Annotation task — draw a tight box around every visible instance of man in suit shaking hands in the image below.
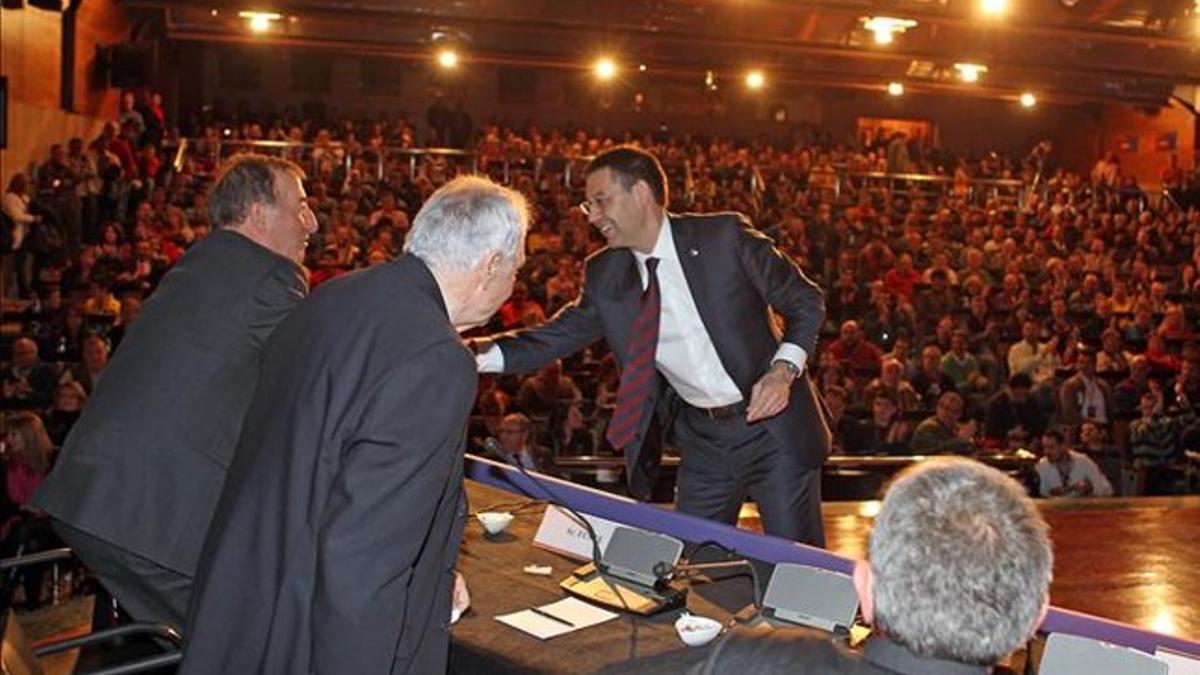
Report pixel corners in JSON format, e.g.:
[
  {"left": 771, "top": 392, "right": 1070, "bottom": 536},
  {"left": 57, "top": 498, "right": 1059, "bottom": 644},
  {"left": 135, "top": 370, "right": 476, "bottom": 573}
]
[
  {"left": 34, "top": 154, "right": 316, "bottom": 629},
  {"left": 478, "top": 146, "right": 830, "bottom": 545}
]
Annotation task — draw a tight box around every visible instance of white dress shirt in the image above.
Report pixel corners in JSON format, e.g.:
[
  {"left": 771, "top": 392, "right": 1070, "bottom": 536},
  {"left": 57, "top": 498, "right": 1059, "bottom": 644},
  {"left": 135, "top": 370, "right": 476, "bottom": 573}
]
[
  {"left": 1036, "top": 450, "right": 1114, "bottom": 497},
  {"left": 479, "top": 215, "right": 807, "bottom": 408}
]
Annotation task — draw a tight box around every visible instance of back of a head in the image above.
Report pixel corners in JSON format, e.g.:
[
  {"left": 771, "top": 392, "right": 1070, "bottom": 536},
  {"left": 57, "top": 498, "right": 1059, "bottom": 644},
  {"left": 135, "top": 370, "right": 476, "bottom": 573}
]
[
  {"left": 870, "top": 457, "right": 1052, "bottom": 665},
  {"left": 585, "top": 146, "right": 668, "bottom": 207},
  {"left": 208, "top": 153, "right": 304, "bottom": 230},
  {"left": 404, "top": 175, "right": 528, "bottom": 273}
]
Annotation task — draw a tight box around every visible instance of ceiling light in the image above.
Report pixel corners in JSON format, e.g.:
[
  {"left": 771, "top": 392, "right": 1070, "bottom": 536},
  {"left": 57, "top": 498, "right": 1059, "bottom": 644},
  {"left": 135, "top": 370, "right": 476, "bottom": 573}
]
[
  {"left": 1020, "top": 92, "right": 1037, "bottom": 107},
  {"left": 745, "top": 70, "right": 765, "bottom": 90},
  {"left": 887, "top": 81, "right": 905, "bottom": 96},
  {"left": 238, "top": 10, "right": 281, "bottom": 33},
  {"left": 980, "top": 0, "right": 1008, "bottom": 15},
  {"left": 954, "top": 62, "right": 988, "bottom": 83},
  {"left": 594, "top": 57, "right": 617, "bottom": 80},
  {"left": 437, "top": 49, "right": 459, "bottom": 69},
  {"left": 862, "top": 16, "right": 918, "bottom": 45},
  {"left": 638, "top": 63, "right": 647, "bottom": 72}
]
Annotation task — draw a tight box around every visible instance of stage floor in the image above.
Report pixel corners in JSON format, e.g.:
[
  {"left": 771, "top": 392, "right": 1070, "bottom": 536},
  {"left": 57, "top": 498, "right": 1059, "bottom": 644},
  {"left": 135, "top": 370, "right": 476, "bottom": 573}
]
[{"left": 736, "top": 496, "right": 1200, "bottom": 641}]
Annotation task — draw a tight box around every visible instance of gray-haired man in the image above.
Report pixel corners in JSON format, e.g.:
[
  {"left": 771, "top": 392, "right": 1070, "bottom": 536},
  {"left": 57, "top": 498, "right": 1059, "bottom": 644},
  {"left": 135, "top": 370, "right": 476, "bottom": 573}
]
[
  {"left": 35, "top": 154, "right": 315, "bottom": 630},
  {"left": 181, "top": 175, "right": 528, "bottom": 675},
  {"left": 691, "top": 457, "right": 1053, "bottom": 674}
]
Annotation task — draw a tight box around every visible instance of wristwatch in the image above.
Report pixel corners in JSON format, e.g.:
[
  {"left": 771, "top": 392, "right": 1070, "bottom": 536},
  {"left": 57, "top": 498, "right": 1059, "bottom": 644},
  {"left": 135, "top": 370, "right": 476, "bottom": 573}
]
[{"left": 773, "top": 359, "right": 801, "bottom": 380}]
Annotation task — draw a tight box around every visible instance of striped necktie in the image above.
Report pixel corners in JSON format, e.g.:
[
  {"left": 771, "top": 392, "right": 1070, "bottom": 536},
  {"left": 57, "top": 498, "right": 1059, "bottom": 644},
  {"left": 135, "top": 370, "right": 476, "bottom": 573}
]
[{"left": 606, "top": 257, "right": 661, "bottom": 450}]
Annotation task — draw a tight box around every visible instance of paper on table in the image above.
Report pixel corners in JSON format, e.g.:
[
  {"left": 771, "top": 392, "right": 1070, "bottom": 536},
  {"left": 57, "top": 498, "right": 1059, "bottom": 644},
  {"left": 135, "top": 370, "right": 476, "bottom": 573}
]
[{"left": 495, "top": 597, "right": 618, "bottom": 640}]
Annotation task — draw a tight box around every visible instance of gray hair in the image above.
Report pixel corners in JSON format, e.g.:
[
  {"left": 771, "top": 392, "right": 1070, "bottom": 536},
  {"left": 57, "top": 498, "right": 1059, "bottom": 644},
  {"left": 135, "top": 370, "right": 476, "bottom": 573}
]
[
  {"left": 208, "top": 154, "right": 305, "bottom": 229},
  {"left": 404, "top": 176, "right": 529, "bottom": 273},
  {"left": 870, "top": 458, "right": 1052, "bottom": 665}
]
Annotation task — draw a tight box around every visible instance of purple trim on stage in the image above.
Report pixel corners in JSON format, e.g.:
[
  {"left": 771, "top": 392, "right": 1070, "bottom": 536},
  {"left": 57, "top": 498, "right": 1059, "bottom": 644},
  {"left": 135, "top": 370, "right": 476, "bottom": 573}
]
[{"left": 466, "top": 455, "right": 1200, "bottom": 657}]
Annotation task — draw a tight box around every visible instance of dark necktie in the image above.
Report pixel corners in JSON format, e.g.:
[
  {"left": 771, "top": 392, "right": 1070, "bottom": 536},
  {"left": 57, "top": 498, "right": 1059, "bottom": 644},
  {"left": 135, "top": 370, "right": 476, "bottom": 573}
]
[{"left": 606, "top": 257, "right": 661, "bottom": 450}]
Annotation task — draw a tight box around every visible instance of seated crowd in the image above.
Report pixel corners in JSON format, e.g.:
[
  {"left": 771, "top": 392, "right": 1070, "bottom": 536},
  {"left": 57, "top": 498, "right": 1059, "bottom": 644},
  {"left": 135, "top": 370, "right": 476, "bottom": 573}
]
[{"left": 2, "top": 96, "right": 1199, "bottom": 585}]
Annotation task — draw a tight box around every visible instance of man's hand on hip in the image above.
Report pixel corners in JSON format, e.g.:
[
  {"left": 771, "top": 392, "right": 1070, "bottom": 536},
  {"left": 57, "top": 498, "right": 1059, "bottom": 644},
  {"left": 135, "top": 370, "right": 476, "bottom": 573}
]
[{"left": 746, "top": 361, "right": 796, "bottom": 423}]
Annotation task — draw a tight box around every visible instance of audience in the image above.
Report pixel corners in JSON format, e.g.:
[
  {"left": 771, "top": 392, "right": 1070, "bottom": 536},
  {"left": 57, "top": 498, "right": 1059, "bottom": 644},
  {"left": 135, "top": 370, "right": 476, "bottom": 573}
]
[{"left": 3, "top": 101, "right": 1199, "bottom": 542}]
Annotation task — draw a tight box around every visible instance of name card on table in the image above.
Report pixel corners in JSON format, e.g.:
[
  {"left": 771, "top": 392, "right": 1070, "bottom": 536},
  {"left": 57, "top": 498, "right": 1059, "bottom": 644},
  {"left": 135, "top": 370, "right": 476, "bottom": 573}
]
[
  {"left": 532, "top": 505, "right": 620, "bottom": 561},
  {"left": 1157, "top": 648, "right": 1200, "bottom": 675}
]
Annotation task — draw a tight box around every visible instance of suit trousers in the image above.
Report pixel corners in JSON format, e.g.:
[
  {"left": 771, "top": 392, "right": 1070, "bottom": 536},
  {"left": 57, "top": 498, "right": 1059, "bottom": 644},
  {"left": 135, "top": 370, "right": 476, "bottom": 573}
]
[
  {"left": 52, "top": 520, "right": 192, "bottom": 631},
  {"left": 672, "top": 405, "right": 825, "bottom": 547}
]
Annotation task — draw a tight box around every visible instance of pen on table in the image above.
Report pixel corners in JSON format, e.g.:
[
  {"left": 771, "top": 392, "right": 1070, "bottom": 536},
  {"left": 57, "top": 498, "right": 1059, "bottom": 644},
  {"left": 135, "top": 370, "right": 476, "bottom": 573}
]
[{"left": 530, "top": 607, "right": 575, "bottom": 628}]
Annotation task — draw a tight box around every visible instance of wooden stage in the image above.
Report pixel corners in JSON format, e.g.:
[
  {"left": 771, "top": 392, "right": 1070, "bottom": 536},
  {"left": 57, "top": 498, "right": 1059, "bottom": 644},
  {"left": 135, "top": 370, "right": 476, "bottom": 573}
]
[{"left": 738, "top": 496, "right": 1200, "bottom": 642}]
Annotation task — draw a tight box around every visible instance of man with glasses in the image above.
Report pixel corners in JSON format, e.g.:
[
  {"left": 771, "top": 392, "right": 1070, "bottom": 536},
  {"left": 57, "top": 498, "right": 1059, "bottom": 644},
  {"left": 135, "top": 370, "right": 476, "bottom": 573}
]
[{"left": 477, "top": 146, "right": 829, "bottom": 546}]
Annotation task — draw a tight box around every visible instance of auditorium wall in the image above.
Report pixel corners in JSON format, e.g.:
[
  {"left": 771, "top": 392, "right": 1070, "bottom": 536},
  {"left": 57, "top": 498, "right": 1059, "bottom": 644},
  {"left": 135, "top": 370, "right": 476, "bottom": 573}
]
[
  {"left": 0, "top": 1, "right": 134, "bottom": 188},
  {"left": 179, "top": 43, "right": 1124, "bottom": 173},
  {"left": 175, "top": 42, "right": 825, "bottom": 143},
  {"left": 160, "top": 42, "right": 1195, "bottom": 189},
  {"left": 1095, "top": 102, "right": 1195, "bottom": 186}
]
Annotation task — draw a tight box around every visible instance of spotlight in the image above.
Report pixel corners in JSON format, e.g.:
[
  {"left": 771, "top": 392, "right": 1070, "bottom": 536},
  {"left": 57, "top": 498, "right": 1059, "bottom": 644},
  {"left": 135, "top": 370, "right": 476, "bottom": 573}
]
[
  {"left": 437, "top": 49, "right": 459, "bottom": 69},
  {"left": 745, "top": 70, "right": 765, "bottom": 90},
  {"left": 594, "top": 57, "right": 617, "bottom": 80},
  {"left": 980, "top": 0, "right": 1007, "bottom": 15},
  {"left": 1020, "top": 92, "right": 1037, "bottom": 107},
  {"left": 238, "top": 10, "right": 282, "bottom": 33},
  {"left": 887, "top": 81, "right": 905, "bottom": 96},
  {"left": 862, "top": 16, "right": 918, "bottom": 45},
  {"left": 954, "top": 62, "right": 987, "bottom": 83},
  {"left": 638, "top": 63, "right": 648, "bottom": 72}
]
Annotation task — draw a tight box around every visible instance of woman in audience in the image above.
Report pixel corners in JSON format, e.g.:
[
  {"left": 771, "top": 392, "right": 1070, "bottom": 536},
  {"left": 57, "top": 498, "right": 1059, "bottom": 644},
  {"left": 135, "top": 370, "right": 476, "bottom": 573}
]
[
  {"left": 44, "top": 381, "right": 88, "bottom": 447},
  {"left": 0, "top": 411, "right": 58, "bottom": 609}
]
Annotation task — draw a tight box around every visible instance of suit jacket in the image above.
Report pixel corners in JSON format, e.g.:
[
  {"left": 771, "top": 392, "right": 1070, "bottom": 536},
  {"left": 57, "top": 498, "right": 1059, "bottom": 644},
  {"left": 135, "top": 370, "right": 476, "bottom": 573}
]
[
  {"left": 33, "top": 229, "right": 306, "bottom": 575},
  {"left": 180, "top": 255, "right": 475, "bottom": 675},
  {"left": 495, "top": 212, "right": 830, "bottom": 498}
]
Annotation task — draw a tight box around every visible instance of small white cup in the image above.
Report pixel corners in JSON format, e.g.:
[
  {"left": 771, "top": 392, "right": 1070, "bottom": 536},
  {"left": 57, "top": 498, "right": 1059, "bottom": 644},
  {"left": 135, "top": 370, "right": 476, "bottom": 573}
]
[
  {"left": 476, "top": 511, "right": 514, "bottom": 535},
  {"left": 674, "top": 613, "right": 722, "bottom": 647}
]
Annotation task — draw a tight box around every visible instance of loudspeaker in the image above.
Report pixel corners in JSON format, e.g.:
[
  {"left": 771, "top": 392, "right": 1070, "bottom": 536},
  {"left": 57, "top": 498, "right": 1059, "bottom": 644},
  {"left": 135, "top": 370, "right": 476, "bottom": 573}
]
[
  {"left": 762, "top": 563, "right": 859, "bottom": 633},
  {"left": 601, "top": 526, "right": 683, "bottom": 588},
  {"left": 1038, "top": 633, "right": 1168, "bottom": 675},
  {"left": 100, "top": 42, "right": 156, "bottom": 89}
]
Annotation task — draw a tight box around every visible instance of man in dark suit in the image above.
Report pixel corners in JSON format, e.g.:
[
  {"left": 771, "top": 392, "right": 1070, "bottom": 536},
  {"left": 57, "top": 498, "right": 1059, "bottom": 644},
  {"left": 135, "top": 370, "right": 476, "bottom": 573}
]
[
  {"left": 33, "top": 154, "right": 316, "bottom": 629},
  {"left": 180, "top": 176, "right": 529, "bottom": 674},
  {"left": 478, "top": 146, "right": 829, "bottom": 545}
]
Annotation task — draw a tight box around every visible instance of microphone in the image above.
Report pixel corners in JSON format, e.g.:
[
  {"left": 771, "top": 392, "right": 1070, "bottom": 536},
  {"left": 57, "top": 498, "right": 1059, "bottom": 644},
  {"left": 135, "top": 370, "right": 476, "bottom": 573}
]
[{"left": 653, "top": 558, "right": 761, "bottom": 605}]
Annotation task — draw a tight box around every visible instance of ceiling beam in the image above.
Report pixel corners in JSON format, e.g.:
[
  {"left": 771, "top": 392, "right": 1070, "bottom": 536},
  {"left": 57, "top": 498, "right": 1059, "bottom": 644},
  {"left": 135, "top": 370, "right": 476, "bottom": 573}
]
[
  {"left": 165, "top": 28, "right": 1167, "bottom": 106},
  {"left": 153, "top": 3, "right": 1200, "bottom": 85}
]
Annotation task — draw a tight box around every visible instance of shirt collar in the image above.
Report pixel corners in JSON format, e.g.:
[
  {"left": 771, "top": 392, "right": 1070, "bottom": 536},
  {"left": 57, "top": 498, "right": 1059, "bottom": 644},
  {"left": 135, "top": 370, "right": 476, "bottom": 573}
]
[{"left": 632, "top": 213, "right": 675, "bottom": 267}]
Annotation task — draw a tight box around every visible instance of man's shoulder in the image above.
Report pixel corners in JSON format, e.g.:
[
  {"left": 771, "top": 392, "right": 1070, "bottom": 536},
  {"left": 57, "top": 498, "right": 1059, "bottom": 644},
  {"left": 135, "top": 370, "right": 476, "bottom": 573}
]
[{"left": 698, "top": 628, "right": 875, "bottom": 674}]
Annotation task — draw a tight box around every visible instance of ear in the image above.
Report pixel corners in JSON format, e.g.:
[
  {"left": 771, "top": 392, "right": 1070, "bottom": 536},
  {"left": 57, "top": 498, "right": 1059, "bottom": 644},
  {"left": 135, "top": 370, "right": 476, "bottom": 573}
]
[
  {"left": 1031, "top": 599, "right": 1050, "bottom": 637},
  {"left": 852, "top": 560, "right": 875, "bottom": 625},
  {"left": 481, "top": 250, "right": 505, "bottom": 283},
  {"left": 632, "top": 179, "right": 654, "bottom": 207},
  {"left": 247, "top": 201, "right": 267, "bottom": 234}
]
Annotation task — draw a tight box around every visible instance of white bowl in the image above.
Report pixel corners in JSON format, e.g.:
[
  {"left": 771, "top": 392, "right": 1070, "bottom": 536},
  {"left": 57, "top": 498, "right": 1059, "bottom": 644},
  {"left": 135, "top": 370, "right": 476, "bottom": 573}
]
[
  {"left": 476, "top": 511, "right": 514, "bottom": 535},
  {"left": 674, "top": 613, "right": 723, "bottom": 647}
]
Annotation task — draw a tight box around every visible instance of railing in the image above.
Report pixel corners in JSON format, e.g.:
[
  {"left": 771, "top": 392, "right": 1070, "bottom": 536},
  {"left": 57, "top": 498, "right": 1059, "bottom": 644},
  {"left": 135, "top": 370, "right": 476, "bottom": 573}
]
[{"left": 171, "top": 138, "right": 1043, "bottom": 209}]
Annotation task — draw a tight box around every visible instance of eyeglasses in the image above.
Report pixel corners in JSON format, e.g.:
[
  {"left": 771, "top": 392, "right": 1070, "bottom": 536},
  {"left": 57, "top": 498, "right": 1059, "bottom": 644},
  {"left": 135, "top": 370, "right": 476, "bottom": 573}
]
[{"left": 578, "top": 195, "right": 612, "bottom": 217}]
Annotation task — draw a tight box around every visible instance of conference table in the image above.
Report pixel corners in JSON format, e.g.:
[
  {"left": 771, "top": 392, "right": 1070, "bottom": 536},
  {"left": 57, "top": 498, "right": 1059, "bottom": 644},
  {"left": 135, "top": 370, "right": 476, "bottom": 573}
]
[
  {"left": 450, "top": 479, "right": 748, "bottom": 673},
  {"left": 450, "top": 456, "right": 1200, "bottom": 673}
]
